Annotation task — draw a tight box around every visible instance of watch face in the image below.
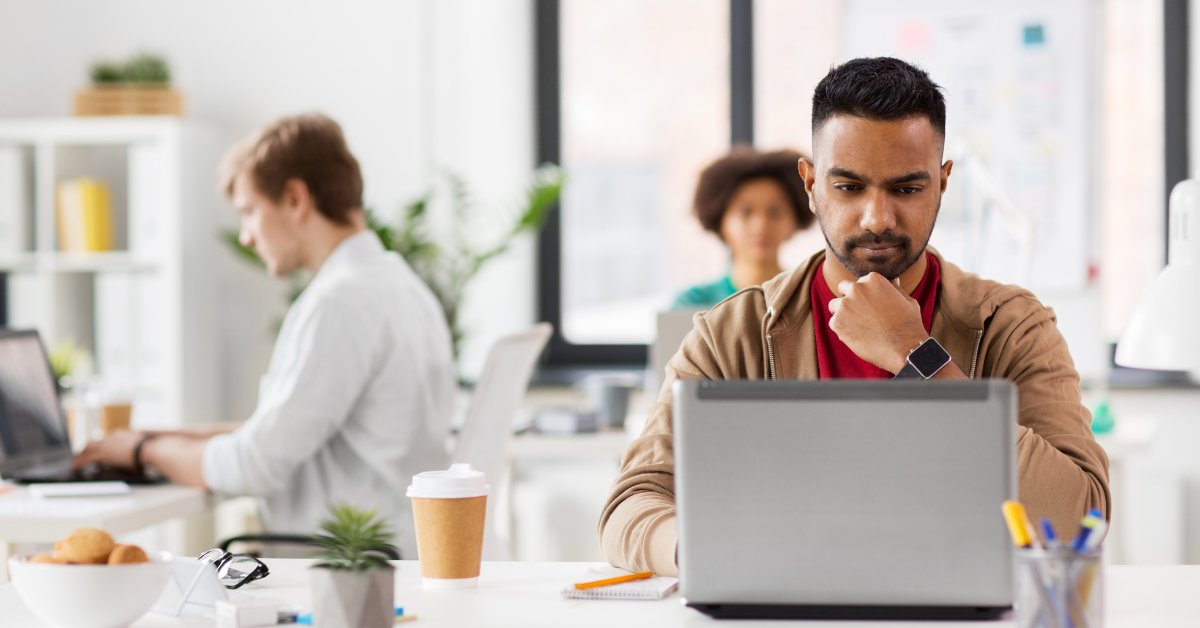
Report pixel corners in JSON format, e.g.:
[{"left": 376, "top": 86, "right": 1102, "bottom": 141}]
[{"left": 909, "top": 339, "right": 951, "bottom": 378}]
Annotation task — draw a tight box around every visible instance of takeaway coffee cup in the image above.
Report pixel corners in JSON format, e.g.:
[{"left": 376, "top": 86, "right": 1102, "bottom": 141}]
[{"left": 406, "top": 464, "right": 490, "bottom": 589}]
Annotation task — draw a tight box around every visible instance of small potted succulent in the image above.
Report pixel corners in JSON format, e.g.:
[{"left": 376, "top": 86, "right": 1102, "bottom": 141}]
[{"left": 310, "top": 504, "right": 398, "bottom": 628}]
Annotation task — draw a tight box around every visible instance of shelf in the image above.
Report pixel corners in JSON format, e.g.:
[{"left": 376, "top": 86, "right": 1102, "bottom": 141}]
[
  {"left": 0, "top": 252, "right": 159, "bottom": 273},
  {"left": 0, "top": 117, "right": 182, "bottom": 146}
]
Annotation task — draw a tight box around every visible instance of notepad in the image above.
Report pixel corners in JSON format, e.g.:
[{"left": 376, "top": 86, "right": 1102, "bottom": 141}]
[{"left": 561, "top": 568, "right": 678, "bottom": 600}]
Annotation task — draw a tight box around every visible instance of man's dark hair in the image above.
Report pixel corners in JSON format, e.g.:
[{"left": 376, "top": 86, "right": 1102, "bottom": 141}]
[
  {"left": 693, "top": 146, "right": 814, "bottom": 237},
  {"left": 811, "top": 57, "right": 946, "bottom": 139}
]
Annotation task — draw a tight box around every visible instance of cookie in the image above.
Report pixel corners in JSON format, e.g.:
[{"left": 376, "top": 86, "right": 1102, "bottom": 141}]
[
  {"left": 108, "top": 544, "right": 149, "bottom": 565},
  {"left": 53, "top": 528, "right": 115, "bottom": 564},
  {"left": 28, "top": 553, "right": 60, "bottom": 564}
]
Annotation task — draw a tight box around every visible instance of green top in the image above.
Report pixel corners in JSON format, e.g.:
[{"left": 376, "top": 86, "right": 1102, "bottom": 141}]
[{"left": 670, "top": 275, "right": 737, "bottom": 311}]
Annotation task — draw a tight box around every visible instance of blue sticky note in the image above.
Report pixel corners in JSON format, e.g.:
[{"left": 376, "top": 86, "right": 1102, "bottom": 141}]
[{"left": 1023, "top": 24, "right": 1045, "bottom": 46}]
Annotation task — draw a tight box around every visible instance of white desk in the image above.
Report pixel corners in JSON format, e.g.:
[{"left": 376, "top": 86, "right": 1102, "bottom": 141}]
[
  {"left": 0, "top": 484, "right": 212, "bottom": 582},
  {"left": 508, "top": 430, "right": 632, "bottom": 461},
  {"left": 2, "top": 560, "right": 1197, "bottom": 627}
]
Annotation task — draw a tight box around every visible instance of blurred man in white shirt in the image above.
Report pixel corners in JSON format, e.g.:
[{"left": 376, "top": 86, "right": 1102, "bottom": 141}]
[{"left": 77, "top": 114, "right": 455, "bottom": 557}]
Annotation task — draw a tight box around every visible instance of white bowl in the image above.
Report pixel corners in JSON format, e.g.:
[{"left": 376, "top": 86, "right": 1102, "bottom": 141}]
[{"left": 8, "top": 551, "right": 174, "bottom": 628}]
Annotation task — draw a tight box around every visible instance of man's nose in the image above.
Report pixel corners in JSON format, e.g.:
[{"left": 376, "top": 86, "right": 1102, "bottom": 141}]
[
  {"left": 239, "top": 229, "right": 254, "bottom": 248},
  {"left": 859, "top": 188, "right": 898, "bottom": 235}
]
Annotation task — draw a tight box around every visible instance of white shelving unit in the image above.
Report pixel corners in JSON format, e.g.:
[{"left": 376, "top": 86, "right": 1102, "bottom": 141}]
[{"left": 0, "top": 117, "right": 222, "bottom": 431}]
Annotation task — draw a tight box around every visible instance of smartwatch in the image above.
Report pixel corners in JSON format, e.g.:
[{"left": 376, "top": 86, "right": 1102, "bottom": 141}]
[{"left": 893, "top": 337, "right": 951, "bottom": 380}]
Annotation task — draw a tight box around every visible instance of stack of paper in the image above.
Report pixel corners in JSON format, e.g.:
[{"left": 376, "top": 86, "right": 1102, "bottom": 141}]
[
  {"left": 56, "top": 178, "right": 114, "bottom": 252},
  {"left": 560, "top": 568, "right": 678, "bottom": 600}
]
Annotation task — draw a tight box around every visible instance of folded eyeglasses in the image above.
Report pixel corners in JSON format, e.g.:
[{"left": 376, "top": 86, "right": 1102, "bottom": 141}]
[{"left": 198, "top": 548, "right": 270, "bottom": 589}]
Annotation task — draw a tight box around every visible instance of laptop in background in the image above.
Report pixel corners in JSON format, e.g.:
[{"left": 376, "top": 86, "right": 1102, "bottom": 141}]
[
  {"left": 0, "top": 328, "right": 156, "bottom": 483},
  {"left": 673, "top": 379, "right": 1016, "bottom": 620},
  {"left": 647, "top": 311, "right": 697, "bottom": 396}
]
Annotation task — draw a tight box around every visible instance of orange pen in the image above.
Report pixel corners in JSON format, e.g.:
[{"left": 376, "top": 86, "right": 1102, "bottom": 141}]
[{"left": 575, "top": 571, "right": 654, "bottom": 590}]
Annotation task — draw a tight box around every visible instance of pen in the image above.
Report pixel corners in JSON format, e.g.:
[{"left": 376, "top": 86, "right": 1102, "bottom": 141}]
[
  {"left": 1082, "top": 512, "right": 1108, "bottom": 552},
  {"left": 1001, "top": 501, "right": 1042, "bottom": 549},
  {"left": 1070, "top": 509, "right": 1104, "bottom": 552},
  {"left": 575, "top": 571, "right": 653, "bottom": 590},
  {"left": 1040, "top": 518, "right": 1059, "bottom": 549}
]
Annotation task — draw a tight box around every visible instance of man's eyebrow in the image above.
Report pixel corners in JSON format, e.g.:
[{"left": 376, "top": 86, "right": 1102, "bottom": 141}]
[
  {"left": 885, "top": 171, "right": 932, "bottom": 185},
  {"left": 826, "top": 167, "right": 864, "bottom": 180},
  {"left": 824, "top": 167, "right": 933, "bottom": 185}
]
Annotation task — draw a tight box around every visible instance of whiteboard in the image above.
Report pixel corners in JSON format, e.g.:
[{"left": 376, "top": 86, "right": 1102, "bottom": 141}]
[{"left": 842, "top": 0, "right": 1099, "bottom": 292}]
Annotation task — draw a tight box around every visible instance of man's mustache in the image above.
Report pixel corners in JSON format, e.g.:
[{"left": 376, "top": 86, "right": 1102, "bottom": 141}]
[{"left": 844, "top": 232, "right": 911, "bottom": 249}]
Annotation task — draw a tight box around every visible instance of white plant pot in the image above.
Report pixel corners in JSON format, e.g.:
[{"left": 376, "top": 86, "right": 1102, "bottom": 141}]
[{"left": 310, "top": 567, "right": 395, "bottom": 628}]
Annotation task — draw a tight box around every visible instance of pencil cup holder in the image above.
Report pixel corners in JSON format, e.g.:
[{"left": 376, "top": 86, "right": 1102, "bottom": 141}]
[{"left": 1014, "top": 548, "right": 1103, "bottom": 628}]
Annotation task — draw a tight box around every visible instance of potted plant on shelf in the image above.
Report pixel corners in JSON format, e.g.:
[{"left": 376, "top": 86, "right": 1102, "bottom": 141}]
[
  {"left": 310, "top": 503, "right": 399, "bottom": 628},
  {"left": 75, "top": 53, "right": 183, "bottom": 116}
]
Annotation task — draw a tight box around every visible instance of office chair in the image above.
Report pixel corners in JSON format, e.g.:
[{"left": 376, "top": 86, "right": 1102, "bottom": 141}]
[
  {"left": 217, "top": 534, "right": 401, "bottom": 560},
  {"left": 453, "top": 323, "right": 553, "bottom": 561}
]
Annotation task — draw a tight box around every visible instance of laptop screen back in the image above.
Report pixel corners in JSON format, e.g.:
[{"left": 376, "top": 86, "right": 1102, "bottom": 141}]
[
  {"left": 673, "top": 379, "right": 1017, "bottom": 608},
  {"left": 0, "top": 329, "right": 72, "bottom": 478}
]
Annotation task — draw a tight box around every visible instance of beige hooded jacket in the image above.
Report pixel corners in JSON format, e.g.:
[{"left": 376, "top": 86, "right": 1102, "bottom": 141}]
[{"left": 599, "top": 249, "right": 1110, "bottom": 576}]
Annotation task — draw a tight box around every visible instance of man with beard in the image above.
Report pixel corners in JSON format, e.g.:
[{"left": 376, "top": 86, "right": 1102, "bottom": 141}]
[{"left": 598, "top": 57, "right": 1110, "bottom": 576}]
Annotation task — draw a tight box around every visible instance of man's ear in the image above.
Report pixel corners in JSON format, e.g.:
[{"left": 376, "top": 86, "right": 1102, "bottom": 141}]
[
  {"left": 280, "top": 178, "right": 314, "bottom": 220},
  {"left": 939, "top": 159, "right": 954, "bottom": 194},
  {"left": 797, "top": 158, "right": 817, "bottom": 207}
]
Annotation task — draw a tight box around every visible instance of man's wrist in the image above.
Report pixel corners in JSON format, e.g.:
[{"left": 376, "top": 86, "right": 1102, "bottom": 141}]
[
  {"left": 890, "top": 334, "right": 932, "bottom": 374},
  {"left": 133, "top": 435, "right": 158, "bottom": 474}
]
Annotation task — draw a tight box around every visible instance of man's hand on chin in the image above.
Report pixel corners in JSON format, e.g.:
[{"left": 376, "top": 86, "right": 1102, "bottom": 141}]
[
  {"left": 73, "top": 429, "right": 141, "bottom": 470},
  {"left": 828, "top": 272, "right": 929, "bottom": 374}
]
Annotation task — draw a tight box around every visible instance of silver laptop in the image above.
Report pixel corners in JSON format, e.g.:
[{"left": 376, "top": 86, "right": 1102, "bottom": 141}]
[
  {"left": 673, "top": 379, "right": 1016, "bottom": 620},
  {"left": 647, "top": 311, "right": 697, "bottom": 395},
  {"left": 0, "top": 328, "right": 156, "bottom": 483}
]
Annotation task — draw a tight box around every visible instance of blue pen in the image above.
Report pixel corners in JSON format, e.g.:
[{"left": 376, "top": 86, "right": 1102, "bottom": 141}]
[
  {"left": 1071, "top": 509, "right": 1104, "bottom": 552},
  {"left": 1039, "top": 517, "right": 1059, "bottom": 549}
]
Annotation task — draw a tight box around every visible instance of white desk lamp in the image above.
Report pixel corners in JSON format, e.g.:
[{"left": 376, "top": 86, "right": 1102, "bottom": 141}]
[{"left": 1114, "top": 178, "right": 1200, "bottom": 372}]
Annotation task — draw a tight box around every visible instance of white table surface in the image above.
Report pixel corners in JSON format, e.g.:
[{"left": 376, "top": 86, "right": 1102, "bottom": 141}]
[
  {"left": 2, "top": 560, "right": 1197, "bottom": 627},
  {"left": 0, "top": 483, "right": 213, "bottom": 583},
  {"left": 0, "top": 484, "right": 212, "bottom": 543},
  {"left": 507, "top": 430, "right": 632, "bottom": 460}
]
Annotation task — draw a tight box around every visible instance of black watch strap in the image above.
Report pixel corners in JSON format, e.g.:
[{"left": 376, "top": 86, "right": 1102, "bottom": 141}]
[{"left": 893, "top": 362, "right": 925, "bottom": 380}]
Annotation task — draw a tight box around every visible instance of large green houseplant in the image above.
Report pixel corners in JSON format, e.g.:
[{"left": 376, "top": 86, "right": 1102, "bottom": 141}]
[{"left": 309, "top": 504, "right": 399, "bottom": 628}]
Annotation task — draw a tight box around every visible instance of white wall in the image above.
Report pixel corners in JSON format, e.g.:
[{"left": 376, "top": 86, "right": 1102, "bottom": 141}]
[
  {"left": 422, "top": 0, "right": 538, "bottom": 380},
  {"left": 0, "top": 0, "right": 538, "bottom": 414}
]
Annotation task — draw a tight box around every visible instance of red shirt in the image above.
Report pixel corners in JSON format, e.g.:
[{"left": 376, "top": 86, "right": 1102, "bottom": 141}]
[{"left": 811, "top": 253, "right": 940, "bottom": 379}]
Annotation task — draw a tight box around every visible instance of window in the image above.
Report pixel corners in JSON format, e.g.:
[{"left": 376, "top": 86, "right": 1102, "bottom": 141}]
[
  {"left": 537, "top": 0, "right": 1176, "bottom": 373},
  {"left": 538, "top": 0, "right": 749, "bottom": 366},
  {"left": 557, "top": 0, "right": 730, "bottom": 348}
]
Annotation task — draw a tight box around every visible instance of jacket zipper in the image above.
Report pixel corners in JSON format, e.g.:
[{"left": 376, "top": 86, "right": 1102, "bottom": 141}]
[
  {"left": 969, "top": 329, "right": 983, "bottom": 380},
  {"left": 765, "top": 307, "right": 777, "bottom": 380}
]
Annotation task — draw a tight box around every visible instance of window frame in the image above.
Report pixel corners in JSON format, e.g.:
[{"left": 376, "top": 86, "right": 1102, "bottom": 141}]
[
  {"left": 1165, "top": 0, "right": 1189, "bottom": 262},
  {"left": 534, "top": 0, "right": 754, "bottom": 368}
]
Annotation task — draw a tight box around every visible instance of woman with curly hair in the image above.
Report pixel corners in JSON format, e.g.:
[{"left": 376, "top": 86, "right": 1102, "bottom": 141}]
[{"left": 671, "top": 147, "right": 815, "bottom": 310}]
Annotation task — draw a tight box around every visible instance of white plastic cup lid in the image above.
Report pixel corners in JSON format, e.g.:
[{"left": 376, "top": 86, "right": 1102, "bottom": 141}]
[{"left": 406, "top": 463, "right": 490, "bottom": 499}]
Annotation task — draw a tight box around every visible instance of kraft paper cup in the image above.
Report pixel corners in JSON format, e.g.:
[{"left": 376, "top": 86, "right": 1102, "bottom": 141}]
[
  {"left": 100, "top": 403, "right": 132, "bottom": 435},
  {"left": 407, "top": 464, "right": 490, "bottom": 589}
]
